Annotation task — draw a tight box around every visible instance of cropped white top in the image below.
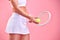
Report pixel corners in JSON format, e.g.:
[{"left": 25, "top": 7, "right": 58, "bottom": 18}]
[
  {"left": 18, "top": 0, "right": 26, "bottom": 6},
  {"left": 9, "top": 0, "right": 26, "bottom": 7}
]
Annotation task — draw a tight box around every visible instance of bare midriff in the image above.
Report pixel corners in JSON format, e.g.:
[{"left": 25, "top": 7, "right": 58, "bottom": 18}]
[{"left": 12, "top": 6, "right": 27, "bottom": 14}]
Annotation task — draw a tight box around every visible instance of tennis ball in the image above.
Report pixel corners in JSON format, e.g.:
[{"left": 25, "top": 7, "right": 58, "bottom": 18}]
[{"left": 35, "top": 18, "right": 41, "bottom": 23}]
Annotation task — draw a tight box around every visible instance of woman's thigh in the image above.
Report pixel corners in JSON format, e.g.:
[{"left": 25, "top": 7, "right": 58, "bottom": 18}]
[
  {"left": 9, "top": 33, "right": 21, "bottom": 40},
  {"left": 9, "top": 34, "right": 30, "bottom": 40},
  {"left": 21, "top": 34, "right": 30, "bottom": 40}
]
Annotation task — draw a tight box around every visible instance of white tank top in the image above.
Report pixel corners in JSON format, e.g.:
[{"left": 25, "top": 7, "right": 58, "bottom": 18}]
[
  {"left": 18, "top": 0, "right": 26, "bottom": 6},
  {"left": 9, "top": 0, "right": 26, "bottom": 7}
]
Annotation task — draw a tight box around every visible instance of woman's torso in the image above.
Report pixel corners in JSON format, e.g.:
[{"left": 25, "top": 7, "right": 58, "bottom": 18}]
[{"left": 9, "top": 0, "right": 27, "bottom": 13}]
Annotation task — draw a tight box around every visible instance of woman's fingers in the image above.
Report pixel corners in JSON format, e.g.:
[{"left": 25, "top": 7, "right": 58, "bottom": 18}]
[
  {"left": 29, "top": 20, "right": 32, "bottom": 23},
  {"left": 29, "top": 17, "right": 39, "bottom": 24}
]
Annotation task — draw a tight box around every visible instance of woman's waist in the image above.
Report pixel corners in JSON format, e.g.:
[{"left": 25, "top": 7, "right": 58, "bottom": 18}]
[
  {"left": 12, "top": 8, "right": 22, "bottom": 17},
  {"left": 11, "top": 7, "right": 27, "bottom": 19},
  {"left": 11, "top": 12, "right": 27, "bottom": 20},
  {"left": 12, "top": 7, "right": 27, "bottom": 12}
]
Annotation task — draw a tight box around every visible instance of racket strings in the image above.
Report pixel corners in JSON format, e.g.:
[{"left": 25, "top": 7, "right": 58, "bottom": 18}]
[{"left": 38, "top": 11, "right": 51, "bottom": 26}]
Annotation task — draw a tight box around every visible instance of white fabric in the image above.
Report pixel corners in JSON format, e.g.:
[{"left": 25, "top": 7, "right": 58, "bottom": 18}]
[
  {"left": 9, "top": 0, "right": 26, "bottom": 7},
  {"left": 5, "top": 12, "right": 30, "bottom": 34},
  {"left": 18, "top": 0, "right": 26, "bottom": 6}
]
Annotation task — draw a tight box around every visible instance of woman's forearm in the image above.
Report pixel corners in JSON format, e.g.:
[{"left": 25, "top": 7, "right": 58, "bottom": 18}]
[{"left": 14, "top": 7, "right": 32, "bottom": 19}]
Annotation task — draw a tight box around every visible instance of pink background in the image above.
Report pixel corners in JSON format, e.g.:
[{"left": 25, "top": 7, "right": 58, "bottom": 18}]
[{"left": 0, "top": 0, "right": 60, "bottom": 40}]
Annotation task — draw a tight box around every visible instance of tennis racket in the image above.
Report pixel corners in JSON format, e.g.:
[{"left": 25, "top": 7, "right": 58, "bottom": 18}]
[{"left": 29, "top": 11, "right": 51, "bottom": 26}]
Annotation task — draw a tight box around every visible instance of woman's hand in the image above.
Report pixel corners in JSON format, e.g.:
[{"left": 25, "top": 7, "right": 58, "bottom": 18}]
[{"left": 29, "top": 17, "right": 39, "bottom": 24}]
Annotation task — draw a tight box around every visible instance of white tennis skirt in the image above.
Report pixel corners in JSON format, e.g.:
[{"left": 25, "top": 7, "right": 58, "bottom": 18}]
[{"left": 5, "top": 12, "right": 30, "bottom": 34}]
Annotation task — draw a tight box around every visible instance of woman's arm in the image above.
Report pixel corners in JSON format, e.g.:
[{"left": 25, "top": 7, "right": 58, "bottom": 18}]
[
  {"left": 10, "top": 0, "right": 32, "bottom": 20},
  {"left": 10, "top": 0, "right": 39, "bottom": 24}
]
